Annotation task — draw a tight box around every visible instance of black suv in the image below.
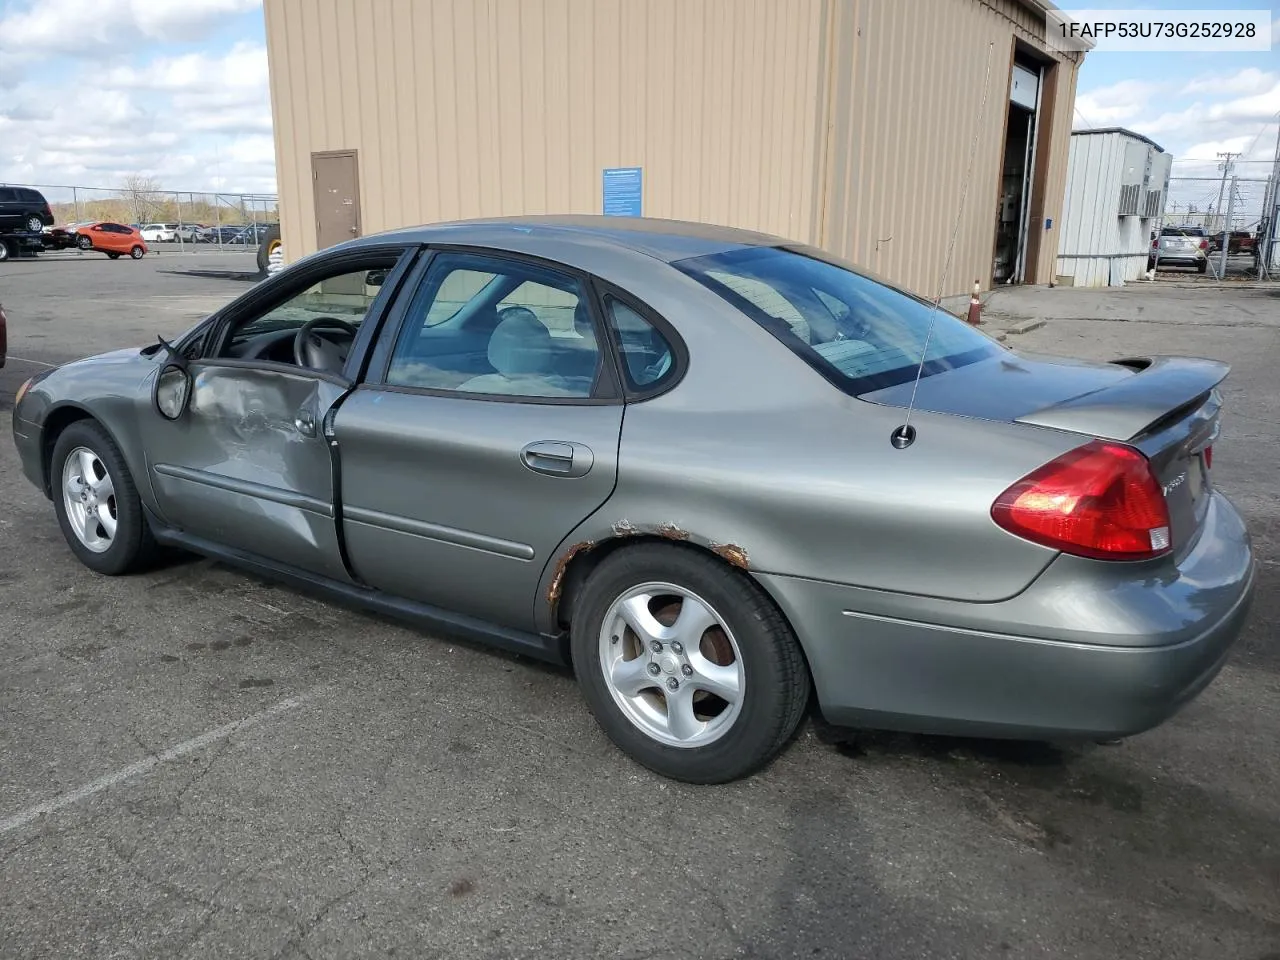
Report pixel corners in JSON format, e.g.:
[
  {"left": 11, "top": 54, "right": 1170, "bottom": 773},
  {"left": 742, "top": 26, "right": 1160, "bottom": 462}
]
[{"left": 0, "top": 186, "right": 55, "bottom": 234}]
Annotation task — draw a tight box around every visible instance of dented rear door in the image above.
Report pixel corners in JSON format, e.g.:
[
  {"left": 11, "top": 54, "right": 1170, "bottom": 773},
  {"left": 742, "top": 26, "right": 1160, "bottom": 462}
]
[{"left": 145, "top": 364, "right": 354, "bottom": 582}]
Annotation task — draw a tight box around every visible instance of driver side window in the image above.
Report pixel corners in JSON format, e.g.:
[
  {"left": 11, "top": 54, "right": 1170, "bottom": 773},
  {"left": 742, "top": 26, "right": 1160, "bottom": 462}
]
[{"left": 216, "top": 264, "right": 392, "bottom": 364}]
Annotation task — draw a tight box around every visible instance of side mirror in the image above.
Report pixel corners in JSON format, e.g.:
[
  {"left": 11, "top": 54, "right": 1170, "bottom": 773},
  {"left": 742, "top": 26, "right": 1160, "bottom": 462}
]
[
  {"left": 153, "top": 336, "right": 193, "bottom": 420},
  {"left": 365, "top": 268, "right": 388, "bottom": 287},
  {"left": 154, "top": 363, "right": 192, "bottom": 420}
]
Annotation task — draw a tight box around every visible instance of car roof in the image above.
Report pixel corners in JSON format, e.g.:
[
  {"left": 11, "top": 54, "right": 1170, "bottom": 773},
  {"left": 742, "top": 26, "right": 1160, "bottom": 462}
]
[{"left": 356, "top": 215, "right": 790, "bottom": 264}]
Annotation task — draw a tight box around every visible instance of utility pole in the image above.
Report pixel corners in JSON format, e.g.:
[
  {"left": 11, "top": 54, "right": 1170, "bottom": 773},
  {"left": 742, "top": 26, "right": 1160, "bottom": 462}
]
[
  {"left": 1214, "top": 152, "right": 1240, "bottom": 237},
  {"left": 1218, "top": 177, "right": 1237, "bottom": 277}
]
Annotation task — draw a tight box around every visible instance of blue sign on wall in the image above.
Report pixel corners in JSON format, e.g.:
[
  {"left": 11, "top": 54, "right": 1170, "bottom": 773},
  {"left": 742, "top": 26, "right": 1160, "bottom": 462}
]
[{"left": 602, "top": 166, "right": 643, "bottom": 217}]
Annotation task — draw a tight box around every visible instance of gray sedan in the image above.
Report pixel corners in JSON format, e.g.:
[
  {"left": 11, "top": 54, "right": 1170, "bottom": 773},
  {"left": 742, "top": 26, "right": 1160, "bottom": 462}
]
[{"left": 10, "top": 216, "right": 1256, "bottom": 783}]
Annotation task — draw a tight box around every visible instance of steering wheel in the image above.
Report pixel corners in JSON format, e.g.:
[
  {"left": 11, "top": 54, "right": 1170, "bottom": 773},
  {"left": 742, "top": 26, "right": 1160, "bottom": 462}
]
[{"left": 293, "top": 317, "right": 359, "bottom": 373}]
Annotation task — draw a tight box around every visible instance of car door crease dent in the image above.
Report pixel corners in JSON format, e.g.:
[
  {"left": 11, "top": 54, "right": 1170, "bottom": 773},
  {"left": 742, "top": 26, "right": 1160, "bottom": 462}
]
[{"left": 151, "top": 463, "right": 333, "bottom": 518}]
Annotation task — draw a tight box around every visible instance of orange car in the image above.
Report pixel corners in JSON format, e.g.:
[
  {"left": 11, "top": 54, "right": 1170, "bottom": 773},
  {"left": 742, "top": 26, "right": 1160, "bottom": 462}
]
[{"left": 74, "top": 222, "right": 149, "bottom": 260}]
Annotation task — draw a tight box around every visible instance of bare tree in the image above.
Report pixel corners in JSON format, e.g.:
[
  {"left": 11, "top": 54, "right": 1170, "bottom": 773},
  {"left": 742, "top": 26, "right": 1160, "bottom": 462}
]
[{"left": 119, "top": 174, "right": 164, "bottom": 225}]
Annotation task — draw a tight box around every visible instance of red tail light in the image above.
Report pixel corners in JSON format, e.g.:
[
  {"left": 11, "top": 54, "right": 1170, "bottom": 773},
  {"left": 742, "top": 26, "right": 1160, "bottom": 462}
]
[
  {"left": 1199, "top": 240, "right": 1209, "bottom": 250},
  {"left": 991, "top": 440, "right": 1171, "bottom": 561},
  {"left": 1203, "top": 445, "right": 1212, "bottom": 469}
]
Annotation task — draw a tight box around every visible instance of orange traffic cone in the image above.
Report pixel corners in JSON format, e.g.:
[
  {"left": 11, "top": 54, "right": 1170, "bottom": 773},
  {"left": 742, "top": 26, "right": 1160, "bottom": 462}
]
[{"left": 965, "top": 280, "right": 983, "bottom": 325}]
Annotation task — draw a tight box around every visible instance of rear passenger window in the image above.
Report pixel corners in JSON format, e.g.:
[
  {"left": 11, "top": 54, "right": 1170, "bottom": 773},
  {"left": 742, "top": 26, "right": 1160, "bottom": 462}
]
[
  {"left": 605, "top": 297, "right": 676, "bottom": 391},
  {"left": 385, "top": 253, "right": 602, "bottom": 399}
]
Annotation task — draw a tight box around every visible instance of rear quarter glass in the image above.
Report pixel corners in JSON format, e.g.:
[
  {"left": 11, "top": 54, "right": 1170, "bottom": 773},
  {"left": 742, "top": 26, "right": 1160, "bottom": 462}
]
[{"left": 671, "top": 245, "right": 1003, "bottom": 396}]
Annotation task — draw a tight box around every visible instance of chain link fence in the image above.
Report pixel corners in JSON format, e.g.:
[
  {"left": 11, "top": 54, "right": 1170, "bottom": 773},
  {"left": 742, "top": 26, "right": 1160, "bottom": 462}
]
[
  {"left": 3, "top": 181, "right": 278, "bottom": 254},
  {"left": 1158, "top": 173, "right": 1276, "bottom": 281}
]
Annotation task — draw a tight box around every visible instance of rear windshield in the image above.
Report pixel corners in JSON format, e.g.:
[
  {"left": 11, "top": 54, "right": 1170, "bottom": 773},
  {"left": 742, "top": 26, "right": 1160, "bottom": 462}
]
[{"left": 672, "top": 245, "right": 1004, "bottom": 395}]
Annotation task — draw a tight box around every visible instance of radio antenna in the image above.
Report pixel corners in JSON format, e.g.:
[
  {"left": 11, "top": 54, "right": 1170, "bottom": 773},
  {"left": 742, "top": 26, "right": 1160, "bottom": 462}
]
[{"left": 891, "top": 40, "right": 996, "bottom": 450}]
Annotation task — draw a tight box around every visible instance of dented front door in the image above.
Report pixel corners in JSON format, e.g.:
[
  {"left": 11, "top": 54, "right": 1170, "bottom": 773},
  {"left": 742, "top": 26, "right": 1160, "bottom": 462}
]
[{"left": 145, "top": 364, "right": 352, "bottom": 582}]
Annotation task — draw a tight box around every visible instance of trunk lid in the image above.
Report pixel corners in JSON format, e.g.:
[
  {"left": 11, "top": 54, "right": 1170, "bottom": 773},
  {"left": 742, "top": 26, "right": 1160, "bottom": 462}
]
[{"left": 860, "top": 351, "right": 1228, "bottom": 557}]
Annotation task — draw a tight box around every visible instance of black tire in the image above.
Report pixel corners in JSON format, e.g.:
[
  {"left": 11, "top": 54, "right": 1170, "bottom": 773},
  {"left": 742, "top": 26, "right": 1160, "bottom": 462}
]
[
  {"left": 256, "top": 223, "right": 281, "bottom": 274},
  {"left": 107, "top": 252, "right": 120, "bottom": 260},
  {"left": 77, "top": 234, "right": 93, "bottom": 250},
  {"left": 50, "top": 420, "right": 158, "bottom": 576},
  {"left": 26, "top": 215, "right": 43, "bottom": 233},
  {"left": 570, "top": 543, "right": 811, "bottom": 784},
  {"left": 0, "top": 240, "right": 10, "bottom": 263},
  {"left": 1197, "top": 260, "right": 1208, "bottom": 274},
  {"left": 130, "top": 245, "right": 144, "bottom": 259}
]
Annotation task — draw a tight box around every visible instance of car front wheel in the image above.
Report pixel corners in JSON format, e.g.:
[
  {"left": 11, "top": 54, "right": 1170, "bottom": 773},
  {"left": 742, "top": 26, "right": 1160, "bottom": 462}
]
[
  {"left": 77, "top": 234, "right": 92, "bottom": 250},
  {"left": 51, "top": 420, "right": 158, "bottom": 575},
  {"left": 570, "top": 543, "right": 811, "bottom": 783},
  {"left": 130, "top": 245, "right": 144, "bottom": 259}
]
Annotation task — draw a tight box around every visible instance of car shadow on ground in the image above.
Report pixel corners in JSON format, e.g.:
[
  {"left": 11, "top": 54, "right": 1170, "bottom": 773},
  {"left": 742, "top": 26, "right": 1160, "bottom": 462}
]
[{"left": 157, "top": 268, "right": 262, "bottom": 283}]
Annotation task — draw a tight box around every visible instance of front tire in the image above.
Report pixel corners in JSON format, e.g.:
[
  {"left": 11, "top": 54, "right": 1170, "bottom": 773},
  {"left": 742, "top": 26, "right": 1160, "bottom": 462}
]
[
  {"left": 77, "top": 234, "right": 92, "bottom": 250},
  {"left": 130, "top": 245, "right": 144, "bottom": 259},
  {"left": 0, "top": 240, "right": 10, "bottom": 262},
  {"left": 51, "top": 420, "right": 158, "bottom": 575},
  {"left": 571, "top": 543, "right": 811, "bottom": 783}
]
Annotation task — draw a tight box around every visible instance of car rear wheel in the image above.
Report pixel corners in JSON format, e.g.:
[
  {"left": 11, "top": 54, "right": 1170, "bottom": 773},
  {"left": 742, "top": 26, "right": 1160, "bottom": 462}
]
[
  {"left": 130, "top": 245, "right": 144, "bottom": 259},
  {"left": 51, "top": 420, "right": 158, "bottom": 575},
  {"left": 570, "top": 543, "right": 811, "bottom": 783},
  {"left": 25, "top": 215, "right": 43, "bottom": 233},
  {"left": 77, "top": 234, "right": 92, "bottom": 250},
  {"left": 0, "top": 241, "right": 10, "bottom": 262},
  {"left": 256, "top": 223, "right": 282, "bottom": 274}
]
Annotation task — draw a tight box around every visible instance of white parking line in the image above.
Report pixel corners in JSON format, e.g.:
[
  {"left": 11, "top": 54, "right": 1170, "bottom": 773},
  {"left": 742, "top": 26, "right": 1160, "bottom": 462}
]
[
  {"left": 5, "top": 356, "right": 57, "bottom": 368},
  {"left": 0, "top": 685, "right": 330, "bottom": 835}
]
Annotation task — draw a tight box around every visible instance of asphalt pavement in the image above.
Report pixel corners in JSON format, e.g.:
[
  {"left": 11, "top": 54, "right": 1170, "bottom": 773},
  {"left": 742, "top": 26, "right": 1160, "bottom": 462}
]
[{"left": 1, "top": 253, "right": 1277, "bottom": 960}]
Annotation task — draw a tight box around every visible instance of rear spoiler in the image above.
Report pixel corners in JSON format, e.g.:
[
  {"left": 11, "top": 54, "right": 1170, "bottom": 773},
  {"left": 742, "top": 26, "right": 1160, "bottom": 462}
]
[{"left": 1014, "top": 356, "right": 1230, "bottom": 442}]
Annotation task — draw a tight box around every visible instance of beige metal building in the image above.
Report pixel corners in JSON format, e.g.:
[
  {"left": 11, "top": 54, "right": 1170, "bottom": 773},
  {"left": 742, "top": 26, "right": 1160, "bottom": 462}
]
[{"left": 263, "top": 0, "right": 1084, "bottom": 298}]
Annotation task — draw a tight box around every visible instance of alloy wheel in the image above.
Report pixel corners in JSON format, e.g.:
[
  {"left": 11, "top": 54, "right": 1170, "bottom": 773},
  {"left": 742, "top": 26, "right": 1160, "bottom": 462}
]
[
  {"left": 61, "top": 446, "right": 118, "bottom": 553},
  {"left": 597, "top": 582, "right": 745, "bottom": 748}
]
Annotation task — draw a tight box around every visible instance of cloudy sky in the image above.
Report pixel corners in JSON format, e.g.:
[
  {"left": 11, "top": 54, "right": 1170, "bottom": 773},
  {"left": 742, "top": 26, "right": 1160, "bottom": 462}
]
[
  {"left": 0, "top": 0, "right": 1276, "bottom": 220},
  {"left": 1073, "top": 0, "right": 1280, "bottom": 223},
  {"left": 0, "top": 0, "right": 272, "bottom": 202}
]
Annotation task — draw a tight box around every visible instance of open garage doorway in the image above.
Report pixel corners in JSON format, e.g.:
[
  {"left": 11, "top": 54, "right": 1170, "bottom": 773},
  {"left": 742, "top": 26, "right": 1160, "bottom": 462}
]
[{"left": 992, "top": 53, "right": 1047, "bottom": 285}]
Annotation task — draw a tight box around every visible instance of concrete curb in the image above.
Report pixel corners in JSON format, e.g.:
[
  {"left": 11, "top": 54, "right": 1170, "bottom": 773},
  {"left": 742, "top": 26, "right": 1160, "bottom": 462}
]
[{"left": 1006, "top": 318, "right": 1046, "bottom": 335}]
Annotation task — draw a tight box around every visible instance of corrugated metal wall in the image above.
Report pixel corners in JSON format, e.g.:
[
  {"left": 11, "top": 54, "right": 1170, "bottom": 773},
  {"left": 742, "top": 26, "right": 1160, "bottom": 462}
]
[
  {"left": 264, "top": 0, "right": 1081, "bottom": 299},
  {"left": 1056, "top": 131, "right": 1161, "bottom": 287},
  {"left": 265, "top": 0, "right": 829, "bottom": 271},
  {"left": 818, "top": 0, "right": 1080, "bottom": 295}
]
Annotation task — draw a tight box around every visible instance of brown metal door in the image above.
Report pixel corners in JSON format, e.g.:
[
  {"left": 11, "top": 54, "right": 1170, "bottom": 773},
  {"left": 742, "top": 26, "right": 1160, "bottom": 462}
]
[{"left": 312, "top": 150, "right": 361, "bottom": 250}]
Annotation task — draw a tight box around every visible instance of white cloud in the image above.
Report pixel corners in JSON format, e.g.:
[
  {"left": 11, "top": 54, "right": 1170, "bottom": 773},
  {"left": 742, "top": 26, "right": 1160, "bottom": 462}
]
[
  {"left": 0, "top": 40, "right": 275, "bottom": 195},
  {"left": 0, "top": 0, "right": 260, "bottom": 60},
  {"left": 1074, "top": 80, "right": 1162, "bottom": 127}
]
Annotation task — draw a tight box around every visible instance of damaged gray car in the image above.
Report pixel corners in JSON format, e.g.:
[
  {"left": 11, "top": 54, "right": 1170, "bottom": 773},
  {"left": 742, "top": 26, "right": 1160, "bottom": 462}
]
[{"left": 11, "top": 216, "right": 1256, "bottom": 783}]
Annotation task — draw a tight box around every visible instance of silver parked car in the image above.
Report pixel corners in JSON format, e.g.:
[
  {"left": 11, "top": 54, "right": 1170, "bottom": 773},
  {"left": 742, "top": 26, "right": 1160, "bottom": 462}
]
[
  {"left": 1149, "top": 225, "right": 1210, "bottom": 273},
  {"left": 10, "top": 217, "right": 1256, "bottom": 783}
]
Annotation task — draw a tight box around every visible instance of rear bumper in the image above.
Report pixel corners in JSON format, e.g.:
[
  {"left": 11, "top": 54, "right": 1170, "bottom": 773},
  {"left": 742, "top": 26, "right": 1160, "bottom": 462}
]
[{"left": 759, "top": 491, "right": 1255, "bottom": 740}]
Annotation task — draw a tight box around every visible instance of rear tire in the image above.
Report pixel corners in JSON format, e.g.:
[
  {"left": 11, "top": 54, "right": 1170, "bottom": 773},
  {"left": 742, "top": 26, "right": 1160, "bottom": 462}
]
[
  {"left": 50, "top": 420, "right": 159, "bottom": 576},
  {"left": 0, "top": 240, "right": 10, "bottom": 263},
  {"left": 1197, "top": 260, "right": 1208, "bottom": 274},
  {"left": 570, "top": 543, "right": 811, "bottom": 784},
  {"left": 256, "top": 223, "right": 281, "bottom": 274},
  {"left": 26, "top": 215, "right": 43, "bottom": 233}
]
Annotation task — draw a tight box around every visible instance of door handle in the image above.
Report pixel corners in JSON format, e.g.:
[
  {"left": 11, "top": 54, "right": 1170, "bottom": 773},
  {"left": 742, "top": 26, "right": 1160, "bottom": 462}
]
[{"left": 521, "top": 441, "right": 594, "bottom": 478}]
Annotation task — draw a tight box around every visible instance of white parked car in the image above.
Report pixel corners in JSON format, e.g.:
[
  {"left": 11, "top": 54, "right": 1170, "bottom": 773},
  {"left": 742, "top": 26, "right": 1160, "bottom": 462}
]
[{"left": 139, "top": 223, "right": 179, "bottom": 242}]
